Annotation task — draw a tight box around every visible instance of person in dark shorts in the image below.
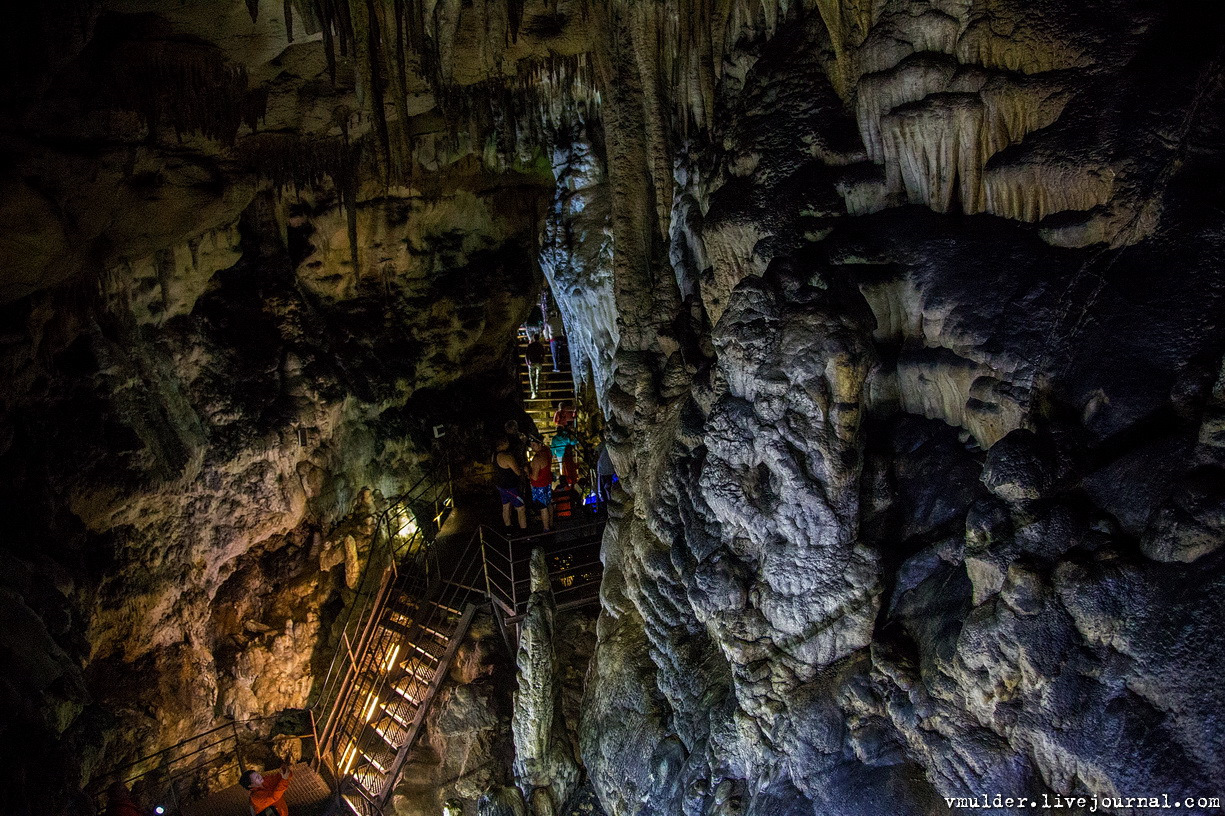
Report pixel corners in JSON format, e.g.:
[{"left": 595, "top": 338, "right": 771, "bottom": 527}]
[
  {"left": 525, "top": 334, "right": 547, "bottom": 398},
  {"left": 493, "top": 438, "right": 527, "bottom": 531}
]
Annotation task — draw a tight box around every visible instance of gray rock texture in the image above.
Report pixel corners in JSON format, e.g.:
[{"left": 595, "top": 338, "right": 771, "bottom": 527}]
[
  {"left": 512, "top": 549, "right": 581, "bottom": 815},
  {"left": 558, "top": 2, "right": 1225, "bottom": 815}
]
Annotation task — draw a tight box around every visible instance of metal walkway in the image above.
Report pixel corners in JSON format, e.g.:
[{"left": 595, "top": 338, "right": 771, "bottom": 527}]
[
  {"left": 92, "top": 330, "right": 604, "bottom": 816},
  {"left": 180, "top": 763, "right": 331, "bottom": 816}
]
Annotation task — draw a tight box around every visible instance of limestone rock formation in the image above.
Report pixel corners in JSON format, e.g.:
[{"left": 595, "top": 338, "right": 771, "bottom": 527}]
[
  {"left": 558, "top": 2, "right": 1225, "bottom": 814},
  {"left": 512, "top": 549, "right": 581, "bottom": 816}
]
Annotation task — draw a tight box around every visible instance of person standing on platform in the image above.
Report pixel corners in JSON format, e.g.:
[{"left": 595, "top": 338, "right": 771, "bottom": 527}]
[
  {"left": 549, "top": 427, "right": 579, "bottom": 487},
  {"left": 240, "top": 758, "right": 293, "bottom": 816},
  {"left": 525, "top": 334, "right": 547, "bottom": 399},
  {"left": 493, "top": 438, "right": 528, "bottom": 532},
  {"left": 529, "top": 437, "right": 555, "bottom": 532}
]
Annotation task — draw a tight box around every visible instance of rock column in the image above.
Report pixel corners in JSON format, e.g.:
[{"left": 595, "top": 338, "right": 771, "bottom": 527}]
[{"left": 511, "top": 549, "right": 580, "bottom": 816}]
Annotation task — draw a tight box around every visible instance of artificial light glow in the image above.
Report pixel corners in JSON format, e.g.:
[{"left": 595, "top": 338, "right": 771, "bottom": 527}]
[
  {"left": 363, "top": 692, "right": 380, "bottom": 722},
  {"left": 383, "top": 644, "right": 400, "bottom": 672},
  {"left": 340, "top": 742, "right": 358, "bottom": 775},
  {"left": 155, "top": 808, "right": 165, "bottom": 815}
]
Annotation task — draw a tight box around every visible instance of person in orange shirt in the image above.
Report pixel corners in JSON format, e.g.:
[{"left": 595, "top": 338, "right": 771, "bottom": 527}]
[{"left": 239, "top": 759, "right": 293, "bottom": 816}]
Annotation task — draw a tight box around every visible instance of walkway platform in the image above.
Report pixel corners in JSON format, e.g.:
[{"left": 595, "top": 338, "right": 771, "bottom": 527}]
[{"left": 180, "top": 763, "right": 331, "bottom": 816}]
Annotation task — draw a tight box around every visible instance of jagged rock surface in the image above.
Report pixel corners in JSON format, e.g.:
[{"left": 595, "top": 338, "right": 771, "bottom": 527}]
[
  {"left": 512, "top": 549, "right": 581, "bottom": 816},
  {"left": 566, "top": 2, "right": 1225, "bottom": 815}
]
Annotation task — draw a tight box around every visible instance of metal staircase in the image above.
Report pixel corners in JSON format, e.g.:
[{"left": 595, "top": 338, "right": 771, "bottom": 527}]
[
  {"left": 90, "top": 478, "right": 605, "bottom": 816},
  {"left": 517, "top": 328, "right": 574, "bottom": 436},
  {"left": 310, "top": 477, "right": 491, "bottom": 816},
  {"left": 479, "top": 522, "right": 604, "bottom": 649},
  {"left": 92, "top": 343, "right": 606, "bottom": 816}
]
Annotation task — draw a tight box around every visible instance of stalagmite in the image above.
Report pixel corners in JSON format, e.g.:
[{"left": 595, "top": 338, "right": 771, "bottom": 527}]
[{"left": 511, "top": 549, "right": 580, "bottom": 816}]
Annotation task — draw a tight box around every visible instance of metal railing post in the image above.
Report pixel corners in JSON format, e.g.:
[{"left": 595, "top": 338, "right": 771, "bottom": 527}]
[
  {"left": 480, "top": 528, "right": 494, "bottom": 601},
  {"left": 510, "top": 537, "right": 518, "bottom": 613},
  {"left": 308, "top": 708, "right": 322, "bottom": 772}
]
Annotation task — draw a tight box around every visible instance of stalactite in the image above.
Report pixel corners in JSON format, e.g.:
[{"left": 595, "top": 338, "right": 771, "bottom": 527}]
[
  {"left": 108, "top": 42, "right": 264, "bottom": 144},
  {"left": 361, "top": 0, "right": 393, "bottom": 181},
  {"left": 507, "top": 0, "right": 525, "bottom": 43},
  {"left": 284, "top": 0, "right": 295, "bottom": 41},
  {"left": 245, "top": 0, "right": 260, "bottom": 23},
  {"left": 319, "top": 0, "right": 338, "bottom": 79}
]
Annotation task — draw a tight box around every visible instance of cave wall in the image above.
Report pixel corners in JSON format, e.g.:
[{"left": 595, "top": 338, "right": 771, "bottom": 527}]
[
  {"left": 0, "top": 5, "right": 557, "bottom": 803},
  {"left": 560, "top": 1, "right": 1225, "bottom": 814},
  {"left": 0, "top": 171, "right": 546, "bottom": 809}
]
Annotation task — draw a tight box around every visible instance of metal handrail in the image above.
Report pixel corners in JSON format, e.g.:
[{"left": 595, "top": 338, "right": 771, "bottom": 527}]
[
  {"left": 92, "top": 465, "right": 604, "bottom": 816},
  {"left": 89, "top": 715, "right": 285, "bottom": 814},
  {"left": 309, "top": 468, "right": 447, "bottom": 718},
  {"left": 91, "top": 467, "right": 452, "bottom": 816},
  {"left": 477, "top": 521, "right": 605, "bottom": 621},
  {"left": 311, "top": 475, "right": 453, "bottom": 768},
  {"left": 324, "top": 524, "right": 489, "bottom": 811}
]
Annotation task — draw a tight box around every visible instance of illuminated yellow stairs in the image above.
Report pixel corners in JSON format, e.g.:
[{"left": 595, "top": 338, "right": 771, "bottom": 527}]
[
  {"left": 517, "top": 329, "right": 575, "bottom": 437},
  {"left": 327, "top": 580, "right": 483, "bottom": 816}
]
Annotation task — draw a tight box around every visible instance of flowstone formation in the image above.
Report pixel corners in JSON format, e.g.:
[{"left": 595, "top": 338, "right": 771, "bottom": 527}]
[{"left": 566, "top": 2, "right": 1225, "bottom": 815}]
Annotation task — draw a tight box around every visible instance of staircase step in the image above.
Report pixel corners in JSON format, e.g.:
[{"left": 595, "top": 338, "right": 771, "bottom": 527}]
[
  {"left": 397, "top": 657, "right": 439, "bottom": 684},
  {"left": 428, "top": 599, "right": 465, "bottom": 617},
  {"left": 386, "top": 678, "right": 425, "bottom": 707},
  {"left": 380, "top": 617, "right": 449, "bottom": 643},
  {"left": 341, "top": 777, "right": 381, "bottom": 815},
  {"left": 380, "top": 697, "right": 420, "bottom": 729},
  {"left": 361, "top": 722, "right": 400, "bottom": 759},
  {"left": 404, "top": 638, "right": 445, "bottom": 661},
  {"left": 389, "top": 594, "right": 467, "bottom": 622},
  {"left": 338, "top": 794, "right": 363, "bottom": 816},
  {"left": 385, "top": 594, "right": 421, "bottom": 615},
  {"left": 356, "top": 739, "right": 398, "bottom": 774},
  {"left": 350, "top": 766, "right": 385, "bottom": 800},
  {"left": 371, "top": 720, "right": 409, "bottom": 752}
]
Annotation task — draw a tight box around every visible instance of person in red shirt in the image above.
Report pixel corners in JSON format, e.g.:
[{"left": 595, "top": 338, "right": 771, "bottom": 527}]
[
  {"left": 529, "top": 437, "right": 555, "bottom": 532},
  {"left": 552, "top": 400, "right": 576, "bottom": 430},
  {"left": 240, "top": 759, "right": 293, "bottom": 816}
]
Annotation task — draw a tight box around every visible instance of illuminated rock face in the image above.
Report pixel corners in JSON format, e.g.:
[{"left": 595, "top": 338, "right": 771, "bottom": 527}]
[
  {"left": 1, "top": 172, "right": 545, "bottom": 814},
  {"left": 567, "top": 2, "right": 1225, "bottom": 815}
]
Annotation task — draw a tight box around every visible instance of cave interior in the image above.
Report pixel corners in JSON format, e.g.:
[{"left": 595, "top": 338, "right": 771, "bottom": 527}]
[{"left": 3, "top": 1, "right": 1225, "bottom": 816}]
